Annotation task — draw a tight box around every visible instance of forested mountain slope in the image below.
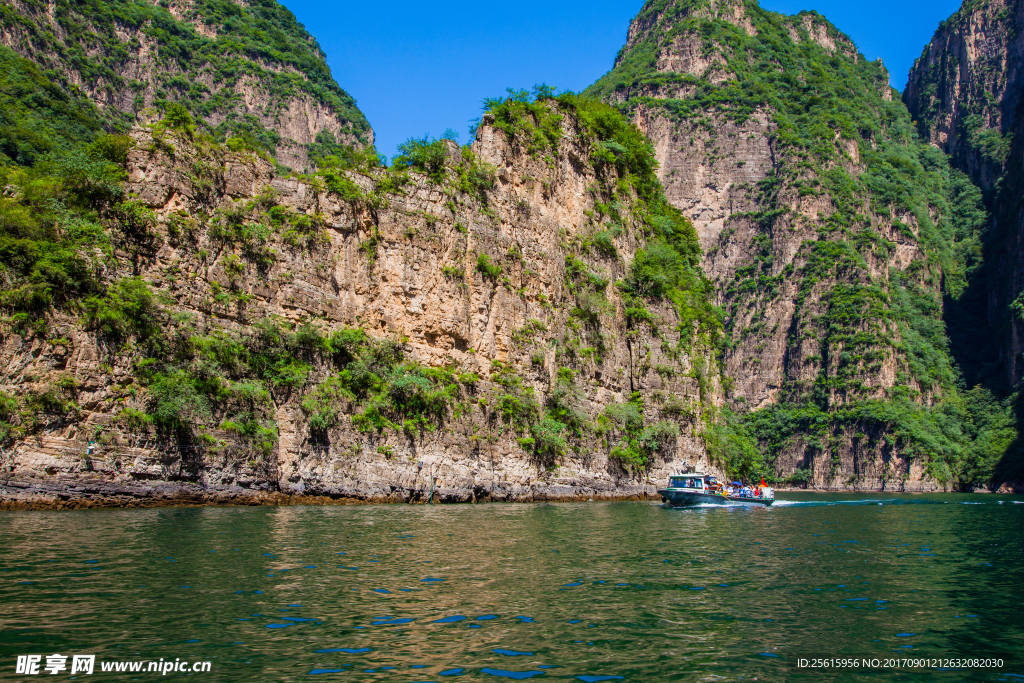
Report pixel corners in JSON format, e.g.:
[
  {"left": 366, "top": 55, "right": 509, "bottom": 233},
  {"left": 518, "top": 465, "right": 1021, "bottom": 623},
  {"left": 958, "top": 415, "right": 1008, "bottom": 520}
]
[
  {"left": 586, "top": 0, "right": 1018, "bottom": 490},
  {"left": 0, "top": 0, "right": 371, "bottom": 171},
  {"left": 903, "top": 0, "right": 1022, "bottom": 391}
]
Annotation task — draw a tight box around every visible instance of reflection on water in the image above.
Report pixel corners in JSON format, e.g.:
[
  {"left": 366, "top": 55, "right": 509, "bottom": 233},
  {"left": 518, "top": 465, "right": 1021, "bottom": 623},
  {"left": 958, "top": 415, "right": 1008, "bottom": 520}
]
[{"left": 0, "top": 493, "right": 1022, "bottom": 681}]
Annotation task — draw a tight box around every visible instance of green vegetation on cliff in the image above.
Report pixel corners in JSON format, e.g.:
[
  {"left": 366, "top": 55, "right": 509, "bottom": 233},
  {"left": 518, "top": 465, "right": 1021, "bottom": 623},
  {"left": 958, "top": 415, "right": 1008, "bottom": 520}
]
[
  {"left": 0, "top": 0, "right": 371, "bottom": 163},
  {"left": 0, "top": 44, "right": 118, "bottom": 321},
  {"left": 902, "top": 0, "right": 1024, "bottom": 487},
  {"left": 0, "top": 46, "right": 295, "bottom": 455},
  {"left": 587, "top": 0, "right": 1011, "bottom": 488},
  {"left": 480, "top": 87, "right": 719, "bottom": 346},
  {"left": 3, "top": 0, "right": 1012, "bottom": 489},
  {"left": 0, "top": 47, "right": 105, "bottom": 165},
  {"left": 474, "top": 88, "right": 720, "bottom": 471},
  {"left": 0, "top": 46, "right": 715, "bottom": 481}
]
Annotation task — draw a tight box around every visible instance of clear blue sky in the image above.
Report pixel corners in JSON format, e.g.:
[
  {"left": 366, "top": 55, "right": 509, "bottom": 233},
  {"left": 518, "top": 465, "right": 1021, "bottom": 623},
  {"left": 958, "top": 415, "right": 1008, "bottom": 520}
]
[{"left": 282, "top": 0, "right": 964, "bottom": 160}]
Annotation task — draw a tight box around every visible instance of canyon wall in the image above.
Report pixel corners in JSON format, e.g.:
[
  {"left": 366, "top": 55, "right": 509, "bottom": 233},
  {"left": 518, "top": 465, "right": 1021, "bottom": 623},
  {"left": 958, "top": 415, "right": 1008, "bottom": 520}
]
[
  {"left": 0, "top": 103, "right": 722, "bottom": 509},
  {"left": 586, "top": 0, "right": 1008, "bottom": 490},
  {"left": 905, "top": 0, "right": 1024, "bottom": 390},
  {"left": 2, "top": 0, "right": 1018, "bottom": 510}
]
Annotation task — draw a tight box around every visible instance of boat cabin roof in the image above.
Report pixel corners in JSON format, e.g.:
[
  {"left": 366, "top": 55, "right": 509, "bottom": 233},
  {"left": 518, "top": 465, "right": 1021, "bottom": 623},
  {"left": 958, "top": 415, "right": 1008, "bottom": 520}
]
[{"left": 669, "top": 474, "right": 708, "bottom": 487}]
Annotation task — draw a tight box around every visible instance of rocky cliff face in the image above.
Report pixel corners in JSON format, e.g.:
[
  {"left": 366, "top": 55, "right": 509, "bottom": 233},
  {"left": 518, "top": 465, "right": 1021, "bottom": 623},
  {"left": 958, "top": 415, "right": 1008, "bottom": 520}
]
[
  {"left": 3, "top": 0, "right": 1019, "bottom": 508},
  {"left": 904, "top": 0, "right": 1021, "bottom": 196},
  {"left": 0, "top": 99, "right": 725, "bottom": 509},
  {"left": 0, "top": 0, "right": 371, "bottom": 170},
  {"left": 586, "top": 0, "right": 1010, "bottom": 490},
  {"left": 905, "top": 0, "right": 1024, "bottom": 394}
]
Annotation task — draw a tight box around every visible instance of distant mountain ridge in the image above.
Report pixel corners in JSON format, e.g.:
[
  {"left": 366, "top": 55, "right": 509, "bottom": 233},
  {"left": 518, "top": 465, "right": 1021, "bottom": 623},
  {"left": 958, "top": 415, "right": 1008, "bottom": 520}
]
[{"left": 0, "top": 0, "right": 372, "bottom": 170}]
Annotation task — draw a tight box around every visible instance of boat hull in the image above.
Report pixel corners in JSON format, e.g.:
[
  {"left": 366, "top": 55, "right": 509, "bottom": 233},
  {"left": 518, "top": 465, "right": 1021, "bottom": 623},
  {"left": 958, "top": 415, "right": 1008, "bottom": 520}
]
[{"left": 658, "top": 489, "right": 773, "bottom": 507}]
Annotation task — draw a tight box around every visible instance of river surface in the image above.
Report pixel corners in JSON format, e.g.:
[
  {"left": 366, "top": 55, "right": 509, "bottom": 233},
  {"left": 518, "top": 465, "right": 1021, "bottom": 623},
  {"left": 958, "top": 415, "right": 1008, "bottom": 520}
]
[{"left": 1, "top": 493, "right": 1022, "bottom": 682}]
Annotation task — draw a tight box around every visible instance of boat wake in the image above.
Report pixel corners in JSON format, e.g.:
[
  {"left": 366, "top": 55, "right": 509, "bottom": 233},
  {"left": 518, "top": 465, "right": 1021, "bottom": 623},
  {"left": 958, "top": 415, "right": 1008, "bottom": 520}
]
[
  {"left": 664, "top": 497, "right": 1022, "bottom": 509},
  {"left": 771, "top": 498, "right": 1022, "bottom": 507},
  {"left": 664, "top": 501, "right": 768, "bottom": 509},
  {"left": 771, "top": 499, "right": 886, "bottom": 507}
]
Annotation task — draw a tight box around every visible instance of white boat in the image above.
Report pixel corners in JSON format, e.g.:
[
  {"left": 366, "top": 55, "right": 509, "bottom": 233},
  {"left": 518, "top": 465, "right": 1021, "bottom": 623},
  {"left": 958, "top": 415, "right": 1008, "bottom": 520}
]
[{"left": 658, "top": 472, "right": 774, "bottom": 507}]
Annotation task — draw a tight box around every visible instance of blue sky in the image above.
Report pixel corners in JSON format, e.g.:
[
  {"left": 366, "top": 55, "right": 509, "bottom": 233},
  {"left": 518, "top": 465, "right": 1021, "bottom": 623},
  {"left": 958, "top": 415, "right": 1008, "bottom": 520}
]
[{"left": 282, "top": 0, "right": 963, "bottom": 160}]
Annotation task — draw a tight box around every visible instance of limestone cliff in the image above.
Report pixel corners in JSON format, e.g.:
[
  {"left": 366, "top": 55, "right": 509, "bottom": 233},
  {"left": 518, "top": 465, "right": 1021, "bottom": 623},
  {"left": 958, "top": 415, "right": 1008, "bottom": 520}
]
[
  {"left": 3, "top": 0, "right": 1019, "bottom": 508},
  {"left": 905, "top": 0, "right": 1024, "bottom": 392},
  {"left": 0, "top": 97, "right": 723, "bottom": 509},
  {"left": 904, "top": 0, "right": 1020, "bottom": 197},
  {"left": 587, "top": 0, "right": 1010, "bottom": 490},
  {"left": 0, "top": 0, "right": 372, "bottom": 170}
]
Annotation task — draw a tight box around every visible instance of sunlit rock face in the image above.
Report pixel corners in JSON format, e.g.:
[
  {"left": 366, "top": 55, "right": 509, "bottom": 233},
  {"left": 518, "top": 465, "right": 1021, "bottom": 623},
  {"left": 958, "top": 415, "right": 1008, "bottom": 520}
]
[
  {"left": 1, "top": 110, "right": 723, "bottom": 509},
  {"left": 586, "top": 0, "right": 1000, "bottom": 491}
]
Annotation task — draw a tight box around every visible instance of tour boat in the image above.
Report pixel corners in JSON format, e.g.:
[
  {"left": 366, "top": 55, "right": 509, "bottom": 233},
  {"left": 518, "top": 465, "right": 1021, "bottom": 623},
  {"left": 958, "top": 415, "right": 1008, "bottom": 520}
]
[{"left": 658, "top": 472, "right": 774, "bottom": 507}]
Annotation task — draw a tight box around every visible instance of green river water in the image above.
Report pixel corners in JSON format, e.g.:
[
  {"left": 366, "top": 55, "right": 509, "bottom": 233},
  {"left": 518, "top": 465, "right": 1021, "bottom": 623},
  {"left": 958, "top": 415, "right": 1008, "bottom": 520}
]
[{"left": 1, "top": 493, "right": 1022, "bottom": 682}]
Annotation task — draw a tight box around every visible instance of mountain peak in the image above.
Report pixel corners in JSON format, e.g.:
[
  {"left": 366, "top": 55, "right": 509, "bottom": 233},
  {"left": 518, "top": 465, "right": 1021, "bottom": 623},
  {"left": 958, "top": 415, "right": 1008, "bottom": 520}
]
[
  {"left": 610, "top": 0, "right": 862, "bottom": 86},
  {"left": 0, "top": 0, "right": 373, "bottom": 171}
]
